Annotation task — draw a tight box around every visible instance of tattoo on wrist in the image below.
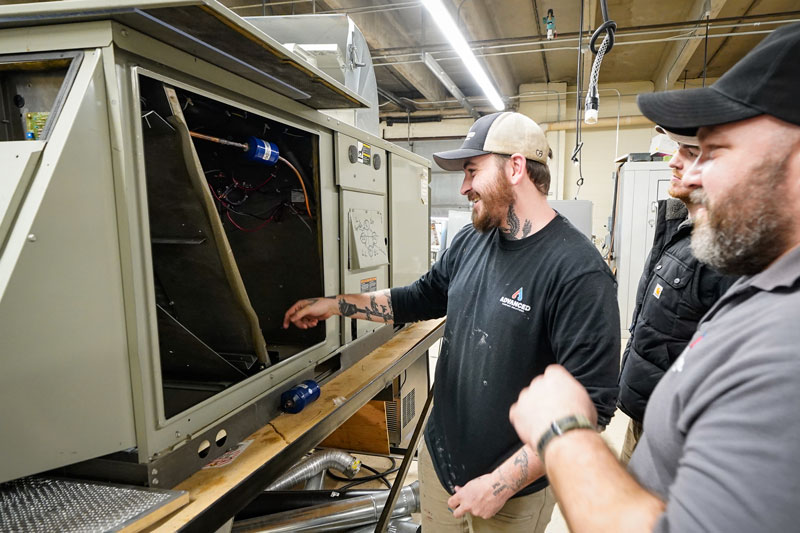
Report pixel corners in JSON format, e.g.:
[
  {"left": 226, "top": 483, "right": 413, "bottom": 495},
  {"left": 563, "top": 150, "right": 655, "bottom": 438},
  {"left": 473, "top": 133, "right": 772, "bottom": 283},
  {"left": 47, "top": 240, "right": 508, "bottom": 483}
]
[
  {"left": 338, "top": 299, "right": 358, "bottom": 317},
  {"left": 491, "top": 480, "right": 509, "bottom": 497}
]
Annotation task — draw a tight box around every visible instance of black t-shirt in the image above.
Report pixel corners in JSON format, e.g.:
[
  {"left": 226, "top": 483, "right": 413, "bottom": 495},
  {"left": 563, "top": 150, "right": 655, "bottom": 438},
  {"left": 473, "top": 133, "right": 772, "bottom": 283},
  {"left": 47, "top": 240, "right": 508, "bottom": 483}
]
[{"left": 391, "top": 214, "right": 620, "bottom": 496}]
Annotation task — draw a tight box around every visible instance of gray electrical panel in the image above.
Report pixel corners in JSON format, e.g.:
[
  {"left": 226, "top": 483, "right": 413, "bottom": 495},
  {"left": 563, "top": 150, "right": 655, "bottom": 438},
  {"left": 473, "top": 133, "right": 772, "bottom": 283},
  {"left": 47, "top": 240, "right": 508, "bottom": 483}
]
[
  {"left": 0, "top": 0, "right": 430, "bottom": 488},
  {"left": 614, "top": 161, "right": 673, "bottom": 336}
]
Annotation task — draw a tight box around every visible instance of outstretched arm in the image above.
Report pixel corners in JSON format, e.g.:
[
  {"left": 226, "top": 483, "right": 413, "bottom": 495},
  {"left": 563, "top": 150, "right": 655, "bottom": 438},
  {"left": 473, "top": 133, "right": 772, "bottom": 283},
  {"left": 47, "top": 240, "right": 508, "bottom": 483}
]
[{"left": 282, "top": 290, "right": 394, "bottom": 329}]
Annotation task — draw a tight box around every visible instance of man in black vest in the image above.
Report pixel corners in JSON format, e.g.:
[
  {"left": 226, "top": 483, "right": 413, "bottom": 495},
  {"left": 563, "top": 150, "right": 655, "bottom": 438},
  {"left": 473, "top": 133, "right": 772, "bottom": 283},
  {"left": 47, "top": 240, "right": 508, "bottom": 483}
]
[{"left": 617, "top": 128, "right": 737, "bottom": 463}]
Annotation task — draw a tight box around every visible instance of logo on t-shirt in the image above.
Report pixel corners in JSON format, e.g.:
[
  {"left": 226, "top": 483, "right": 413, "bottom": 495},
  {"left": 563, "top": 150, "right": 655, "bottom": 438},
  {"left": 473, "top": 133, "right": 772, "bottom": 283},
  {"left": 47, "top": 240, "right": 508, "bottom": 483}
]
[{"left": 500, "top": 287, "right": 531, "bottom": 313}]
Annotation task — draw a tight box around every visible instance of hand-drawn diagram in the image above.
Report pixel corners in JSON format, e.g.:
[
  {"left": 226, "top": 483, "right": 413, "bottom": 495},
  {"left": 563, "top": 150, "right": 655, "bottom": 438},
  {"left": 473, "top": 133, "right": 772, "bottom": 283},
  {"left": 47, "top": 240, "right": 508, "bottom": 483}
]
[{"left": 349, "top": 209, "right": 388, "bottom": 269}]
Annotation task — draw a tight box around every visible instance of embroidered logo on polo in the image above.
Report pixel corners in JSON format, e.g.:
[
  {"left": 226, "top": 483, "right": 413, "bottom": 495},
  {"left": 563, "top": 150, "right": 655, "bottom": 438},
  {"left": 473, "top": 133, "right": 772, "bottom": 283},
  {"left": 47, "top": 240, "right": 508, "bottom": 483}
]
[
  {"left": 672, "top": 334, "right": 703, "bottom": 373},
  {"left": 500, "top": 287, "right": 531, "bottom": 313}
]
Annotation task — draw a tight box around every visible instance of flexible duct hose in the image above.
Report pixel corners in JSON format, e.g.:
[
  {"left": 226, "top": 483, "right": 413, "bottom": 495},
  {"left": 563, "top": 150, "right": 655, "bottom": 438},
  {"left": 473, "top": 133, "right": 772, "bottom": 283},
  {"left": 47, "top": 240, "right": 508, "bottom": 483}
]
[
  {"left": 233, "top": 481, "right": 420, "bottom": 533},
  {"left": 266, "top": 450, "right": 360, "bottom": 491}
]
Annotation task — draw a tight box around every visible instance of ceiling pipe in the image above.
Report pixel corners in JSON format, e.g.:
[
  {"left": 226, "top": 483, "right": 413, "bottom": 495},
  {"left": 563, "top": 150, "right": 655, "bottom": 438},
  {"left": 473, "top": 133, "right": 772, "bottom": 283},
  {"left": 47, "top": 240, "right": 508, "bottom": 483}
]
[
  {"left": 374, "top": 26, "right": 793, "bottom": 66},
  {"left": 543, "top": 115, "right": 652, "bottom": 131},
  {"left": 369, "top": 10, "right": 800, "bottom": 56},
  {"left": 421, "top": 52, "right": 480, "bottom": 119}
]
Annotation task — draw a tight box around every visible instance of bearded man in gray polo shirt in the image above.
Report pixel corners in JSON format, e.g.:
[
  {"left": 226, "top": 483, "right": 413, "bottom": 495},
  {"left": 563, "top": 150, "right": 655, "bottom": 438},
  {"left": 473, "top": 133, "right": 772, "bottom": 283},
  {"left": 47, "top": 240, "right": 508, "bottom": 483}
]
[{"left": 506, "top": 23, "right": 800, "bottom": 532}]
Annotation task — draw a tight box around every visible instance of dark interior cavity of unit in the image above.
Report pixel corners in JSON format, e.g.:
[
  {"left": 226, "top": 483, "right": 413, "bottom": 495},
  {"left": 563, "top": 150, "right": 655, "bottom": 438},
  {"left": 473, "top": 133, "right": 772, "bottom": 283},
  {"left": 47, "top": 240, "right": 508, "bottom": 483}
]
[
  {"left": 0, "top": 52, "right": 81, "bottom": 142},
  {"left": 138, "top": 75, "right": 326, "bottom": 419}
]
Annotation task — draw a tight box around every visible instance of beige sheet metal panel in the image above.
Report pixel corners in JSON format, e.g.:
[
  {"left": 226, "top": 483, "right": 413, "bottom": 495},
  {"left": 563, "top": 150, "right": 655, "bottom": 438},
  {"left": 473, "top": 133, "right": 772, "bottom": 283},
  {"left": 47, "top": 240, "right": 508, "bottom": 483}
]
[
  {"left": 340, "top": 190, "right": 389, "bottom": 343},
  {"left": 122, "top": 67, "right": 343, "bottom": 458},
  {"left": 0, "top": 142, "right": 43, "bottom": 249},
  {"left": 0, "top": 0, "right": 368, "bottom": 110},
  {"left": 388, "top": 153, "right": 430, "bottom": 288},
  {"left": 335, "top": 132, "right": 387, "bottom": 195},
  {"left": 0, "top": 50, "right": 136, "bottom": 484}
]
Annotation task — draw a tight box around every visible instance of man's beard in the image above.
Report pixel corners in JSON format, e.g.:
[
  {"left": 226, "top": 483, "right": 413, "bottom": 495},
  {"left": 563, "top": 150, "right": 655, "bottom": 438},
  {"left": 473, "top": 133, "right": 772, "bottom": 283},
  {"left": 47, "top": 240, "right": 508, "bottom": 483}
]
[
  {"left": 668, "top": 179, "right": 693, "bottom": 203},
  {"left": 470, "top": 169, "right": 515, "bottom": 233},
  {"left": 690, "top": 156, "right": 793, "bottom": 276}
]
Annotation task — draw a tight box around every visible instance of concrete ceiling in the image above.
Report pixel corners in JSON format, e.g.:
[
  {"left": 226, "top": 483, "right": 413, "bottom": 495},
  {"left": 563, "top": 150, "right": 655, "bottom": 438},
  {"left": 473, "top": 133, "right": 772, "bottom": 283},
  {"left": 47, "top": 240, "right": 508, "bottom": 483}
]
[{"left": 221, "top": 0, "right": 799, "bottom": 115}]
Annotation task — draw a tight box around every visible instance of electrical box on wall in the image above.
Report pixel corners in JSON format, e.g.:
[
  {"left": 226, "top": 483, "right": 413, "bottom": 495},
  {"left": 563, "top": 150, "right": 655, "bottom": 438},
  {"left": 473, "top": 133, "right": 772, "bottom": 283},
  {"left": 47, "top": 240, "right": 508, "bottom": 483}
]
[{"left": 0, "top": 0, "right": 431, "bottom": 489}]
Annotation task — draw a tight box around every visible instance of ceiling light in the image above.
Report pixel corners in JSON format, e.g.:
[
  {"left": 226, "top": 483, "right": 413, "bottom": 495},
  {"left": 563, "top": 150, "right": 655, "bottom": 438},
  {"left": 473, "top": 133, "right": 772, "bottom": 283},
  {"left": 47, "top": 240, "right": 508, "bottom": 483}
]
[{"left": 421, "top": 0, "right": 505, "bottom": 111}]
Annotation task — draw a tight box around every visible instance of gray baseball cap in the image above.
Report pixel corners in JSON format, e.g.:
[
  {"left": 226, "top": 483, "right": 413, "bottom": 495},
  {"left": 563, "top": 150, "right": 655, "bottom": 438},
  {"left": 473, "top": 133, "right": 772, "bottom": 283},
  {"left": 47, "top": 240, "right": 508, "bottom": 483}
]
[{"left": 433, "top": 112, "right": 550, "bottom": 171}]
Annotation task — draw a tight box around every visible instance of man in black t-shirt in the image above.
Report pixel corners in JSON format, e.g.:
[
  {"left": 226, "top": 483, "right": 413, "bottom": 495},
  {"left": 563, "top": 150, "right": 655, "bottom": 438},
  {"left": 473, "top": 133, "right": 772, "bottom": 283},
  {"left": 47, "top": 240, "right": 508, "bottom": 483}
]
[{"left": 284, "top": 112, "right": 619, "bottom": 532}]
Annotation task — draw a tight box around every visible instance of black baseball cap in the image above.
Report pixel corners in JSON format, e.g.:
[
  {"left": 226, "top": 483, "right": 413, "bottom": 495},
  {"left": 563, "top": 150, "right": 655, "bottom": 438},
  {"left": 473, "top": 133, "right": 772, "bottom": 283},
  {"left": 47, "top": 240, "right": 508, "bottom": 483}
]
[
  {"left": 637, "top": 22, "right": 800, "bottom": 134},
  {"left": 433, "top": 112, "right": 550, "bottom": 171}
]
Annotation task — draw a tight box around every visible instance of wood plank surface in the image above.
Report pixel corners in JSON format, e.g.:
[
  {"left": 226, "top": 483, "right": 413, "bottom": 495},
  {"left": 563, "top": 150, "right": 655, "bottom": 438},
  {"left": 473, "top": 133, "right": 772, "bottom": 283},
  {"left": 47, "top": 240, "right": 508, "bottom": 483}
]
[
  {"left": 142, "top": 318, "right": 444, "bottom": 532},
  {"left": 319, "top": 400, "right": 390, "bottom": 455},
  {"left": 119, "top": 492, "right": 191, "bottom": 533}
]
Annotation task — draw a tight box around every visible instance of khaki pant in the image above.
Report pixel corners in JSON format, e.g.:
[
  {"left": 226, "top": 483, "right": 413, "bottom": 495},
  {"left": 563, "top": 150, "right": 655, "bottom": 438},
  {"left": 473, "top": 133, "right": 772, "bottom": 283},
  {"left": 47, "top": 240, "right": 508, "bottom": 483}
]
[
  {"left": 418, "top": 441, "right": 556, "bottom": 533},
  {"left": 619, "top": 418, "right": 643, "bottom": 465}
]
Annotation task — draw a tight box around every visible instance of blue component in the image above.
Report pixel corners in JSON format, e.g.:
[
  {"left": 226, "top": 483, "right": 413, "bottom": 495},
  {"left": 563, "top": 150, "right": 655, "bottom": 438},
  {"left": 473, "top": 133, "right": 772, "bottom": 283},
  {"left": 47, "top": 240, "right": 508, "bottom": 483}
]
[
  {"left": 244, "top": 136, "right": 279, "bottom": 166},
  {"left": 281, "top": 379, "right": 321, "bottom": 414},
  {"left": 25, "top": 131, "right": 34, "bottom": 140}
]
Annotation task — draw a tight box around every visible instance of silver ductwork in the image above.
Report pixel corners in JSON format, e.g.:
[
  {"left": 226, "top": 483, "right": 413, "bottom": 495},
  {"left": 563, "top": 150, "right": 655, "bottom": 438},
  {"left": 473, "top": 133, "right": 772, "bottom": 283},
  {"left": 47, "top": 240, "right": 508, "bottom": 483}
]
[
  {"left": 232, "top": 481, "right": 420, "bottom": 533},
  {"left": 346, "top": 516, "right": 419, "bottom": 533},
  {"left": 267, "top": 450, "right": 360, "bottom": 491},
  {"left": 245, "top": 15, "right": 380, "bottom": 135}
]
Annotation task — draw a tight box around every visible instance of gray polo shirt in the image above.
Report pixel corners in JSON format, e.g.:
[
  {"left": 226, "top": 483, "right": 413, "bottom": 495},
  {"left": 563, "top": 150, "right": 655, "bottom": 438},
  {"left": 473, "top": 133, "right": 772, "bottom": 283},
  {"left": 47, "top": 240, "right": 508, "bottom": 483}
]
[{"left": 629, "top": 244, "right": 800, "bottom": 532}]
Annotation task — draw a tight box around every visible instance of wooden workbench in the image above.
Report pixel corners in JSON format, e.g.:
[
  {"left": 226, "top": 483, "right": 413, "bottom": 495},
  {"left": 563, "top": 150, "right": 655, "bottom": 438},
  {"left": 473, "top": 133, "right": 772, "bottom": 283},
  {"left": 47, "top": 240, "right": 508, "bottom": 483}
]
[{"left": 142, "top": 318, "right": 444, "bottom": 532}]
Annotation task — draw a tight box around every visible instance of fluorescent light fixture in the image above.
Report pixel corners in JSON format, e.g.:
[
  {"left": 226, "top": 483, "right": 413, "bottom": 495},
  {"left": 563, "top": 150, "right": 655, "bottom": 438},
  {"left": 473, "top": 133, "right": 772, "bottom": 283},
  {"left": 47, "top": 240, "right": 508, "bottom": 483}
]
[{"left": 421, "top": 0, "right": 505, "bottom": 111}]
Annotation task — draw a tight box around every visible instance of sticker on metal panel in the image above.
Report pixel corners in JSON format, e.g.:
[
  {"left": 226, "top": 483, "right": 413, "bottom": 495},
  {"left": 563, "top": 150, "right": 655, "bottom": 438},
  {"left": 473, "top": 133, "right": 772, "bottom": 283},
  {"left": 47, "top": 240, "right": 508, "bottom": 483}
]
[
  {"left": 357, "top": 142, "right": 371, "bottom": 165},
  {"left": 202, "top": 440, "right": 253, "bottom": 469},
  {"left": 360, "top": 277, "right": 377, "bottom": 293}
]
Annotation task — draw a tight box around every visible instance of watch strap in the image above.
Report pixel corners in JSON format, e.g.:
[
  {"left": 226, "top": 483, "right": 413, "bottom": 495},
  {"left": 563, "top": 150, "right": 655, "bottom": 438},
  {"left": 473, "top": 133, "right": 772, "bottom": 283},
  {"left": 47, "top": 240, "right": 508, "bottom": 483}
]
[{"left": 536, "top": 414, "right": 595, "bottom": 459}]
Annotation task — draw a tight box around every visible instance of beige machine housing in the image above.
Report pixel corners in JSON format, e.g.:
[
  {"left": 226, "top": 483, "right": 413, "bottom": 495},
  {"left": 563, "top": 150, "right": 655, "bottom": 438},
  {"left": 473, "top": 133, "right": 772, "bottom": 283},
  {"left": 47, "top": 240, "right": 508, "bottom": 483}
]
[{"left": 0, "top": 0, "right": 430, "bottom": 488}]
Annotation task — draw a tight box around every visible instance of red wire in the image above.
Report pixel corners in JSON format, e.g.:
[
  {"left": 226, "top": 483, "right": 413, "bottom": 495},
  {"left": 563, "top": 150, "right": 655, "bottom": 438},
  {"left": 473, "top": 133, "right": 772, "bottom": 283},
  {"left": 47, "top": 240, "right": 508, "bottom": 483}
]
[
  {"left": 208, "top": 184, "right": 228, "bottom": 205},
  {"left": 231, "top": 173, "right": 274, "bottom": 192},
  {"left": 209, "top": 184, "right": 274, "bottom": 232},
  {"left": 226, "top": 211, "right": 273, "bottom": 232}
]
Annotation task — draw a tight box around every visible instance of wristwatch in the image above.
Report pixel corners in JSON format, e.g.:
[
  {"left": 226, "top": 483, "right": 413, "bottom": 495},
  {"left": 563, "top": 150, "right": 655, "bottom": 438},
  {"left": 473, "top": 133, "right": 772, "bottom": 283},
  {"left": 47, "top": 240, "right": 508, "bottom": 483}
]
[{"left": 536, "top": 414, "right": 595, "bottom": 460}]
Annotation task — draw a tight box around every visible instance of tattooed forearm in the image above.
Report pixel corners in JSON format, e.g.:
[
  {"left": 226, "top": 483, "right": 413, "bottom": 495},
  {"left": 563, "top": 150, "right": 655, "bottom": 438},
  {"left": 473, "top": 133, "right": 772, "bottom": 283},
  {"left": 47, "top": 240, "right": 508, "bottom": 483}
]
[
  {"left": 522, "top": 219, "right": 532, "bottom": 238},
  {"left": 337, "top": 291, "right": 393, "bottom": 322},
  {"left": 386, "top": 291, "right": 393, "bottom": 317},
  {"left": 512, "top": 449, "right": 530, "bottom": 490}
]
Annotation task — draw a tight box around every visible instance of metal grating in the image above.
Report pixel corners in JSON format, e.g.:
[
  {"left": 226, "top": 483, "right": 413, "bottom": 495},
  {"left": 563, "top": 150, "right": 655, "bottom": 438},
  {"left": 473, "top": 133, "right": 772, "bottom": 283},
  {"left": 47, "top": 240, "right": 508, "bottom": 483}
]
[
  {"left": 402, "top": 388, "right": 415, "bottom": 428},
  {"left": 385, "top": 400, "right": 399, "bottom": 435},
  {"left": 0, "top": 477, "right": 186, "bottom": 532}
]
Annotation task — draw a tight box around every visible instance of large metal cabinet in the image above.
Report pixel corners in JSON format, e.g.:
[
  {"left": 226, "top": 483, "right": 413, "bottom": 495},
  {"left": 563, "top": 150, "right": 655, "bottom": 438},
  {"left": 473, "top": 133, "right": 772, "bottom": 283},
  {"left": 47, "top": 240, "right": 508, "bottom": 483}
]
[
  {"left": 0, "top": 0, "right": 430, "bottom": 488},
  {"left": 614, "top": 161, "right": 673, "bottom": 335}
]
